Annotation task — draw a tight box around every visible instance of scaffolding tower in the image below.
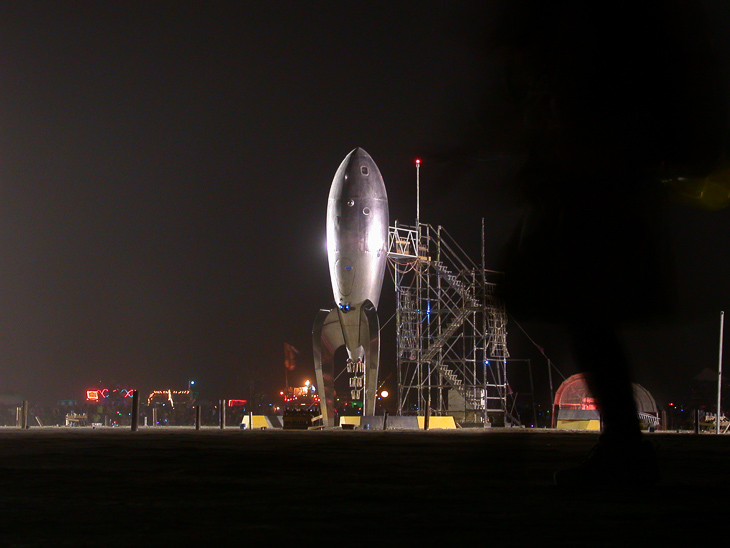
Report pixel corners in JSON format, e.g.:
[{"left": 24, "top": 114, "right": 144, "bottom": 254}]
[{"left": 387, "top": 222, "right": 514, "bottom": 426}]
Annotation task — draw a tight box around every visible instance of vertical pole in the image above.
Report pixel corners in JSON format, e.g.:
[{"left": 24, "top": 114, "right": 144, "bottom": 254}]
[
  {"left": 152, "top": 408, "right": 157, "bottom": 426},
  {"left": 395, "top": 222, "right": 402, "bottom": 416},
  {"left": 424, "top": 370, "right": 431, "bottom": 431},
  {"left": 131, "top": 390, "right": 140, "bottom": 431},
  {"left": 437, "top": 225, "right": 443, "bottom": 414},
  {"left": 285, "top": 345, "right": 288, "bottom": 395},
  {"left": 415, "top": 159, "right": 421, "bottom": 234},
  {"left": 527, "top": 359, "right": 538, "bottom": 427},
  {"left": 416, "top": 239, "right": 422, "bottom": 414},
  {"left": 718, "top": 311, "right": 725, "bottom": 434},
  {"left": 248, "top": 411, "right": 253, "bottom": 430},
  {"left": 416, "top": 161, "right": 422, "bottom": 419},
  {"left": 548, "top": 359, "right": 556, "bottom": 428},
  {"left": 483, "top": 360, "right": 488, "bottom": 428},
  {"left": 22, "top": 401, "right": 29, "bottom": 429},
  {"left": 471, "top": 271, "right": 477, "bottom": 421},
  {"left": 415, "top": 160, "right": 423, "bottom": 416},
  {"left": 694, "top": 409, "right": 700, "bottom": 434},
  {"left": 482, "top": 218, "right": 488, "bottom": 428},
  {"left": 196, "top": 405, "right": 201, "bottom": 430},
  {"left": 219, "top": 399, "right": 226, "bottom": 430}
]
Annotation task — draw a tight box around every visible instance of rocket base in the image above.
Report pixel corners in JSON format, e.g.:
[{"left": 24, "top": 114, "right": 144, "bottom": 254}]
[{"left": 313, "top": 300, "right": 380, "bottom": 428}]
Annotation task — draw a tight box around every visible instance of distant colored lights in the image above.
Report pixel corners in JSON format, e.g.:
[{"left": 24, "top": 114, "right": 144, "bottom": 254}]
[
  {"left": 146, "top": 390, "right": 192, "bottom": 406},
  {"left": 86, "top": 388, "right": 135, "bottom": 401}
]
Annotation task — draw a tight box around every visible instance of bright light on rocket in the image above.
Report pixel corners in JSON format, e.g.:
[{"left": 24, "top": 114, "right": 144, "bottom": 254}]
[{"left": 367, "top": 228, "right": 384, "bottom": 253}]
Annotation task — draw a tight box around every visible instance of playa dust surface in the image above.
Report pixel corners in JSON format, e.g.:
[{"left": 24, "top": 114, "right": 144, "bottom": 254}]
[{"left": 0, "top": 428, "right": 725, "bottom": 546}]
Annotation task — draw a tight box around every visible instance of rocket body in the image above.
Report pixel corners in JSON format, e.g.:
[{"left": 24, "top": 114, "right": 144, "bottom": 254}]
[
  {"left": 326, "top": 148, "right": 388, "bottom": 360},
  {"left": 313, "top": 147, "right": 388, "bottom": 426}
]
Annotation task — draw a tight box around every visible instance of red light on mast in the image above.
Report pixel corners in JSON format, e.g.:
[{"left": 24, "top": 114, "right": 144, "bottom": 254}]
[{"left": 415, "top": 158, "right": 421, "bottom": 165}]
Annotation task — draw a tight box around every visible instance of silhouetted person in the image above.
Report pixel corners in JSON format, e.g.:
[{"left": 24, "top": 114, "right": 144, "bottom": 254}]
[{"left": 495, "top": 1, "right": 727, "bottom": 485}]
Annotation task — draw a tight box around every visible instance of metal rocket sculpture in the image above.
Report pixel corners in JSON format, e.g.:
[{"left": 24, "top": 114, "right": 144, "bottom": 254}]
[{"left": 313, "top": 148, "right": 388, "bottom": 427}]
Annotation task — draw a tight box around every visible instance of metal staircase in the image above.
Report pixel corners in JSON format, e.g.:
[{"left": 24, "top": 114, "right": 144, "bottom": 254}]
[
  {"left": 430, "top": 260, "right": 480, "bottom": 308},
  {"left": 388, "top": 222, "right": 512, "bottom": 426}
]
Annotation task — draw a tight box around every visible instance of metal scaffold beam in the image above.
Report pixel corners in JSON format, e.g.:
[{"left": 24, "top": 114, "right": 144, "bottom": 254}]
[{"left": 387, "top": 222, "right": 515, "bottom": 427}]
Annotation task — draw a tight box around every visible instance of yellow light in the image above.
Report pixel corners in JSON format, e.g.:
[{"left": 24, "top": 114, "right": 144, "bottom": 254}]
[{"left": 305, "top": 380, "right": 310, "bottom": 386}]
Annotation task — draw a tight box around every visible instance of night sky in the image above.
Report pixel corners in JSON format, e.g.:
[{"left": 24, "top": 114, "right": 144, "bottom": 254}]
[{"left": 1, "top": 1, "right": 730, "bottom": 408}]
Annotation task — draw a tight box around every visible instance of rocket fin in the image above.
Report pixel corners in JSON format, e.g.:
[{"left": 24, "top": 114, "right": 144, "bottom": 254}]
[
  {"left": 360, "top": 299, "right": 380, "bottom": 417},
  {"left": 313, "top": 307, "right": 344, "bottom": 428}
]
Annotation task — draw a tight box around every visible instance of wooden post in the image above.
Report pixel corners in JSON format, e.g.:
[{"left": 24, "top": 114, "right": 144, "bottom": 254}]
[
  {"left": 196, "top": 405, "right": 201, "bottom": 430},
  {"left": 22, "top": 400, "right": 29, "bottom": 429},
  {"left": 219, "top": 399, "right": 226, "bottom": 429},
  {"left": 383, "top": 410, "right": 389, "bottom": 431},
  {"left": 131, "top": 390, "right": 140, "bottom": 431},
  {"left": 694, "top": 409, "right": 700, "bottom": 434}
]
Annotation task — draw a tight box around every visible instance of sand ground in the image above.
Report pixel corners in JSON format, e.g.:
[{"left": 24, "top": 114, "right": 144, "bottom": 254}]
[{"left": 0, "top": 427, "right": 726, "bottom": 547}]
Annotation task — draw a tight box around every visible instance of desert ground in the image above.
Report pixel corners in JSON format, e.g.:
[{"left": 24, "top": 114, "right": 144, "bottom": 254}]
[{"left": 0, "top": 427, "right": 726, "bottom": 547}]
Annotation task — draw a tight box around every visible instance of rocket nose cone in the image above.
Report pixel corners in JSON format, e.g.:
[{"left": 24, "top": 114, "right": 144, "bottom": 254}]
[
  {"left": 330, "top": 147, "right": 388, "bottom": 202},
  {"left": 347, "top": 147, "right": 372, "bottom": 164}
]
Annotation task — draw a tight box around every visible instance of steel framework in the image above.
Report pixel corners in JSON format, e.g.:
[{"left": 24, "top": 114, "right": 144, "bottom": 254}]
[{"left": 387, "top": 222, "right": 513, "bottom": 426}]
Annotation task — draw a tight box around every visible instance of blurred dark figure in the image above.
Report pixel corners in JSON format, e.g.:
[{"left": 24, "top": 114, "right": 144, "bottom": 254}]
[{"left": 495, "top": 2, "right": 727, "bottom": 484}]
